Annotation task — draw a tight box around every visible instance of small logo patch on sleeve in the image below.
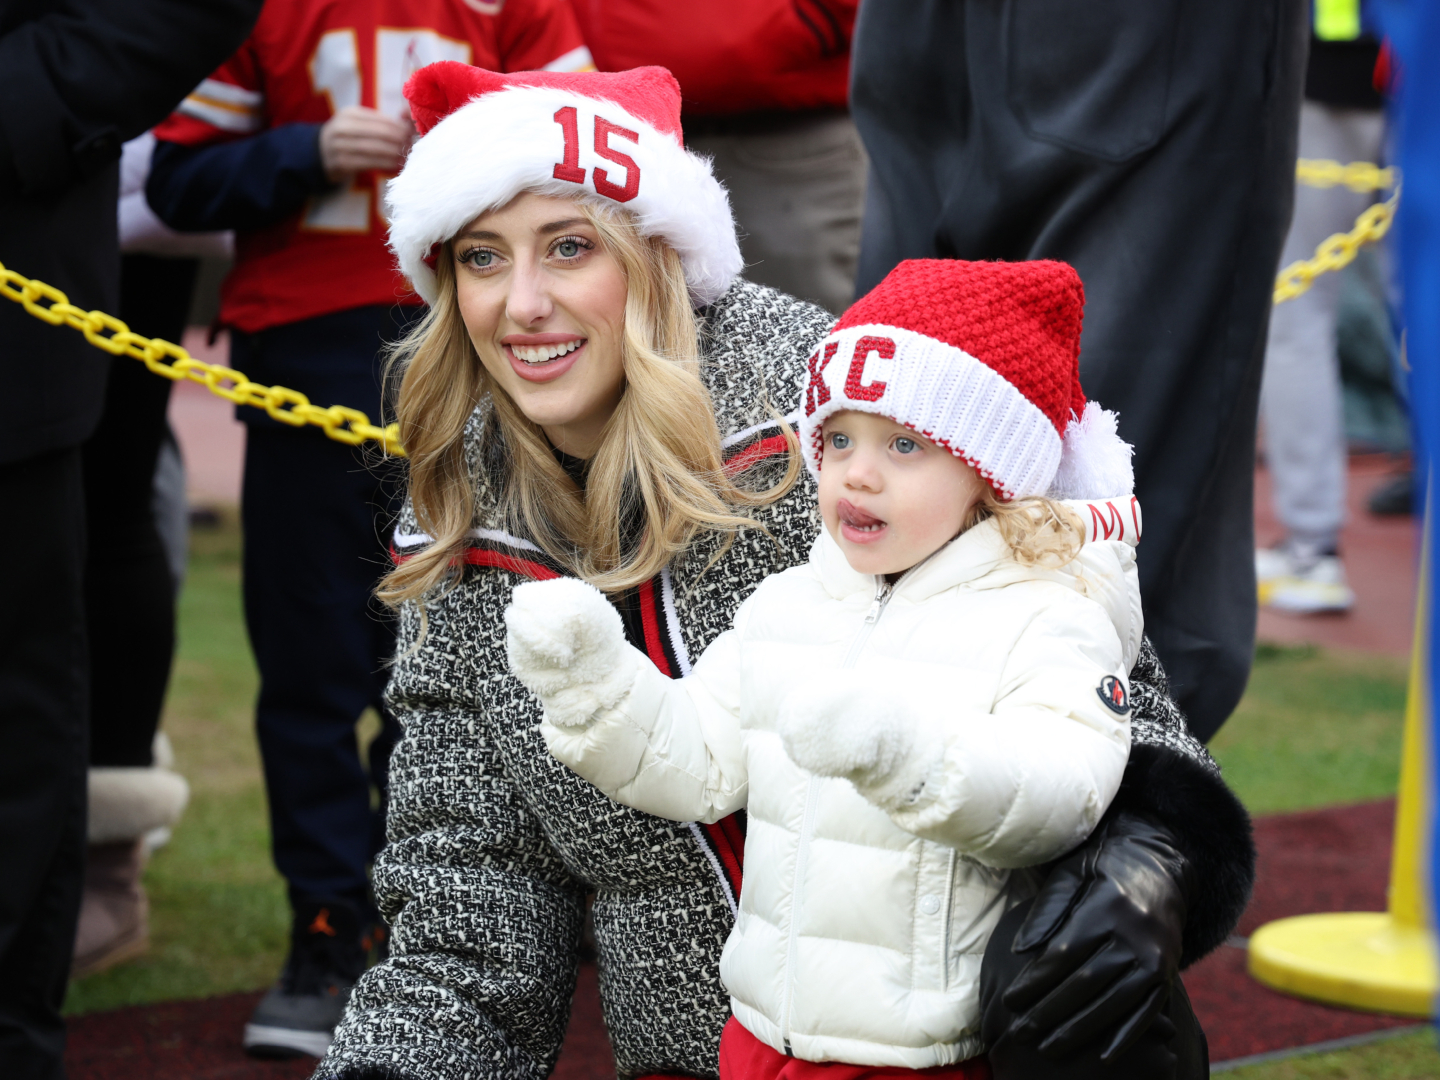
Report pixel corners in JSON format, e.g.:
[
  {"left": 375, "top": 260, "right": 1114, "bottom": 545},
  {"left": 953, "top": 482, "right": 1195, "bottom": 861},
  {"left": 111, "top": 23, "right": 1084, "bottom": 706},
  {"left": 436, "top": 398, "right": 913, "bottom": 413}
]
[{"left": 1097, "top": 675, "right": 1129, "bottom": 715}]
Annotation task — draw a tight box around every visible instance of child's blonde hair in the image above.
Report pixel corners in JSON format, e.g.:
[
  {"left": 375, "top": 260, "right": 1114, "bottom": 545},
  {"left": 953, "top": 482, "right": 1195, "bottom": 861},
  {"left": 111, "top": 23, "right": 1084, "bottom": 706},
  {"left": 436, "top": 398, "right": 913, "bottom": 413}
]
[{"left": 965, "top": 488, "right": 1085, "bottom": 568}]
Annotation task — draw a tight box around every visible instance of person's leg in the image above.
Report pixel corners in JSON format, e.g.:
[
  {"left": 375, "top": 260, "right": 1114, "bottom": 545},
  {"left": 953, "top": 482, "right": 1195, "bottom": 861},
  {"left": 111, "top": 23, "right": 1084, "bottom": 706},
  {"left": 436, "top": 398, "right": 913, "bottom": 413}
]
[
  {"left": 1258, "top": 103, "right": 1387, "bottom": 608},
  {"left": 690, "top": 111, "right": 868, "bottom": 314},
  {"left": 853, "top": 0, "right": 1308, "bottom": 738},
  {"left": 242, "top": 428, "right": 398, "bottom": 912},
  {"left": 233, "top": 306, "right": 407, "bottom": 1057},
  {"left": 83, "top": 254, "right": 197, "bottom": 767},
  {"left": 74, "top": 255, "right": 199, "bottom": 978},
  {"left": 0, "top": 447, "right": 89, "bottom": 1080},
  {"left": 980, "top": 898, "right": 1208, "bottom": 1079}
]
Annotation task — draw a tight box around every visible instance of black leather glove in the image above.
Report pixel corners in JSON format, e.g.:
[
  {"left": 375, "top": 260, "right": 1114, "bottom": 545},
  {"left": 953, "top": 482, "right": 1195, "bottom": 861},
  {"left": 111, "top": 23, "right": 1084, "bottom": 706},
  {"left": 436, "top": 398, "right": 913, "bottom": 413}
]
[{"left": 999, "top": 812, "right": 1192, "bottom": 1063}]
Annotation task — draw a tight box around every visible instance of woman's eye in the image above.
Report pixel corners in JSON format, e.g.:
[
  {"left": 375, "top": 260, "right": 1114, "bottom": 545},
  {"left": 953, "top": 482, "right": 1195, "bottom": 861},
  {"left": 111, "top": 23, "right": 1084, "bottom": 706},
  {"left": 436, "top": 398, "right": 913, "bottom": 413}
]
[
  {"left": 894, "top": 437, "right": 917, "bottom": 454},
  {"left": 462, "top": 249, "right": 494, "bottom": 269},
  {"left": 828, "top": 432, "right": 850, "bottom": 450},
  {"left": 553, "top": 237, "right": 591, "bottom": 260}
]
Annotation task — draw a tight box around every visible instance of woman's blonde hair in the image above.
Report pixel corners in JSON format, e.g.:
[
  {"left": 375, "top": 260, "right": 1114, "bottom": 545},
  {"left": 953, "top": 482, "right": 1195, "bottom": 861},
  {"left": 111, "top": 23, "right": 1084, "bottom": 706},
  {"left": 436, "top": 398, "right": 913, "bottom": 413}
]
[
  {"left": 377, "top": 198, "right": 798, "bottom": 607},
  {"left": 965, "top": 488, "right": 1086, "bottom": 568}
]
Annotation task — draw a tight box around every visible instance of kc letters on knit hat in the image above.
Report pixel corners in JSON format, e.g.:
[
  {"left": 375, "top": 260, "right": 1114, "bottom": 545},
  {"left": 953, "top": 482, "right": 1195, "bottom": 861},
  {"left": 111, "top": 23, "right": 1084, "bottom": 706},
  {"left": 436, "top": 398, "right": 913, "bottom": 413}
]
[
  {"left": 386, "top": 62, "right": 741, "bottom": 308},
  {"left": 799, "top": 259, "right": 1134, "bottom": 501}
]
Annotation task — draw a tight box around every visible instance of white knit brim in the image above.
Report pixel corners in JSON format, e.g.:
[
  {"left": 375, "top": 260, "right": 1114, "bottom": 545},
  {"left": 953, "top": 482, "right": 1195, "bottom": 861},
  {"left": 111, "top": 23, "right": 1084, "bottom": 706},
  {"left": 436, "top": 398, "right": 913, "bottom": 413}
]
[
  {"left": 386, "top": 85, "right": 741, "bottom": 308},
  {"left": 799, "top": 323, "right": 1134, "bottom": 501},
  {"left": 800, "top": 324, "right": 1063, "bottom": 500}
]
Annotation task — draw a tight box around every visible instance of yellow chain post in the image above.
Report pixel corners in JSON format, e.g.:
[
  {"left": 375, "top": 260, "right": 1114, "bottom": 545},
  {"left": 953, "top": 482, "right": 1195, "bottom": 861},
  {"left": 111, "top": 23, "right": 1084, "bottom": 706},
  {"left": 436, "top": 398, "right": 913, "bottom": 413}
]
[
  {"left": 0, "top": 258, "right": 406, "bottom": 457},
  {"left": 1249, "top": 500, "right": 1437, "bottom": 1014}
]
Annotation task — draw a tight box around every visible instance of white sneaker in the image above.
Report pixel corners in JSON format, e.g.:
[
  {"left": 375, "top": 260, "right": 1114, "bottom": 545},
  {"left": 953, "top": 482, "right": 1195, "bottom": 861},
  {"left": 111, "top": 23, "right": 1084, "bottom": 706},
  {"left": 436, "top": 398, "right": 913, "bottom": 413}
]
[
  {"left": 1255, "top": 546, "right": 1291, "bottom": 584},
  {"left": 1256, "top": 547, "right": 1355, "bottom": 614}
]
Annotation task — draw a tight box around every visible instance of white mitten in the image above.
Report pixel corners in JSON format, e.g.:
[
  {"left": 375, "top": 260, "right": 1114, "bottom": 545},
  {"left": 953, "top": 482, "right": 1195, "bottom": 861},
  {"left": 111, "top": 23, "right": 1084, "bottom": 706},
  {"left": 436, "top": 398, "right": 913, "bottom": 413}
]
[
  {"left": 505, "top": 578, "right": 639, "bottom": 728},
  {"left": 779, "top": 673, "right": 940, "bottom": 811}
]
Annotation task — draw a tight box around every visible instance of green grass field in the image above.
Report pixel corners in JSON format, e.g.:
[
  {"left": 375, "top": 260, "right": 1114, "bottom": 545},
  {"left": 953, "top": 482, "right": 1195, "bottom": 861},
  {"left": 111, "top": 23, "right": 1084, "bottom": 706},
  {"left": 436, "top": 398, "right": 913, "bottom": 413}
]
[{"left": 61, "top": 514, "right": 1439, "bottom": 1075}]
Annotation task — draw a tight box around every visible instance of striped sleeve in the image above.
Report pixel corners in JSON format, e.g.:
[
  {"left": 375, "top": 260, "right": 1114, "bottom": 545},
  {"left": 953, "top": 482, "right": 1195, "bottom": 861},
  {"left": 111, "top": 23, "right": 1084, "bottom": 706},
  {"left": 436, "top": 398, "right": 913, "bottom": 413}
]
[
  {"left": 542, "top": 45, "right": 596, "bottom": 73},
  {"left": 175, "top": 77, "right": 264, "bottom": 133},
  {"left": 152, "top": 43, "right": 264, "bottom": 146}
]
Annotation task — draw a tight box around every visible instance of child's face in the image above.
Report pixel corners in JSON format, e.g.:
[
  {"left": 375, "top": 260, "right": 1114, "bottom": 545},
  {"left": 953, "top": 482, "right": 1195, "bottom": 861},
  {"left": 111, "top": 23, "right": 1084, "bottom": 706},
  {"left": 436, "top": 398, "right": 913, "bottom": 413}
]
[{"left": 818, "top": 411, "right": 988, "bottom": 577}]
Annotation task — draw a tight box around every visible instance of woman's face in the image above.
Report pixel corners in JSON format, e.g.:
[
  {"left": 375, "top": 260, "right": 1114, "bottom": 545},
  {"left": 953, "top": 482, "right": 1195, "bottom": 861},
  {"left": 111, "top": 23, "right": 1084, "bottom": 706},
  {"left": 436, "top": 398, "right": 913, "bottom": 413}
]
[{"left": 453, "top": 192, "right": 629, "bottom": 459}]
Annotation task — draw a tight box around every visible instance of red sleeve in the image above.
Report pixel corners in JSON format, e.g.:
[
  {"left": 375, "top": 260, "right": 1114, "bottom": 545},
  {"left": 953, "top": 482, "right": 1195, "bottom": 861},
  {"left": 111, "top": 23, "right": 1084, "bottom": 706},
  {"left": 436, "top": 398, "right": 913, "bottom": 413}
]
[
  {"left": 151, "top": 38, "right": 265, "bottom": 147},
  {"left": 495, "top": 0, "right": 593, "bottom": 74}
]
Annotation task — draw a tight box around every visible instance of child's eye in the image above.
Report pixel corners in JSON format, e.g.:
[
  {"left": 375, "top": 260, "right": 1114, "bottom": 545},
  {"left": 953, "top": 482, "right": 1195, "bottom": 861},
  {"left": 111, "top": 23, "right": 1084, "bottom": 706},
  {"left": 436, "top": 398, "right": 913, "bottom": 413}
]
[
  {"left": 894, "top": 437, "right": 917, "bottom": 454},
  {"left": 828, "top": 432, "right": 851, "bottom": 450}
]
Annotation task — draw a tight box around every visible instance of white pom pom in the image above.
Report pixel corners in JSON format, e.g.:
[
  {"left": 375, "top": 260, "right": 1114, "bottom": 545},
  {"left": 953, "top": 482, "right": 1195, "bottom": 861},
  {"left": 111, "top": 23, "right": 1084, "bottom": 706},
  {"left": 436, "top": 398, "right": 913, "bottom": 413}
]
[{"left": 1047, "top": 401, "right": 1134, "bottom": 500}]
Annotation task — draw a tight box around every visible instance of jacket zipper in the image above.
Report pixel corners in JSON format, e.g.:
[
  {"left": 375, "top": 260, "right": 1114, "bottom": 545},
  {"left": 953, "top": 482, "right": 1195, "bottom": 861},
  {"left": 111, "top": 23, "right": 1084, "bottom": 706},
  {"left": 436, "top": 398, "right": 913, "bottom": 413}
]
[{"left": 780, "top": 574, "right": 901, "bottom": 1054}]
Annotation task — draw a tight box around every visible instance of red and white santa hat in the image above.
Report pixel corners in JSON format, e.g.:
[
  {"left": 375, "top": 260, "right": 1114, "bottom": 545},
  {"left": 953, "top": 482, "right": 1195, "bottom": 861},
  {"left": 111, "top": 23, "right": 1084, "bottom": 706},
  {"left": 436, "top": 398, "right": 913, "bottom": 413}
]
[
  {"left": 386, "top": 62, "right": 741, "bottom": 308},
  {"left": 799, "top": 259, "right": 1134, "bottom": 501}
]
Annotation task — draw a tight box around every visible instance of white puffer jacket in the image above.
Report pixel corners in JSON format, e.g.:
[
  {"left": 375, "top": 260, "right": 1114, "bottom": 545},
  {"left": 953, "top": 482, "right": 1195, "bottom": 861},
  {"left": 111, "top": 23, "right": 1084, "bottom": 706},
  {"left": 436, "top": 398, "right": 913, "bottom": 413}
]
[{"left": 514, "top": 503, "right": 1142, "bottom": 1069}]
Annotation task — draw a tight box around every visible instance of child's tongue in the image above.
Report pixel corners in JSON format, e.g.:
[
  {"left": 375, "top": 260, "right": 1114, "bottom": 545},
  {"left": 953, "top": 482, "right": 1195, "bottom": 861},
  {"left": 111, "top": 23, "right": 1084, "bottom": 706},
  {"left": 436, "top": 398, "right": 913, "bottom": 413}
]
[{"left": 838, "top": 499, "right": 884, "bottom": 529}]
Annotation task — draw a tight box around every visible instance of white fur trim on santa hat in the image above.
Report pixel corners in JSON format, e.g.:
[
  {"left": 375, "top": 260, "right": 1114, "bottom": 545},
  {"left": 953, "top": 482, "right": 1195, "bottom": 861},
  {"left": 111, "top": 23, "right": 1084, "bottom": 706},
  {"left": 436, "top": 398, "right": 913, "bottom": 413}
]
[
  {"left": 798, "top": 324, "right": 1064, "bottom": 500},
  {"left": 1047, "top": 402, "right": 1135, "bottom": 501},
  {"left": 387, "top": 85, "right": 741, "bottom": 308}
]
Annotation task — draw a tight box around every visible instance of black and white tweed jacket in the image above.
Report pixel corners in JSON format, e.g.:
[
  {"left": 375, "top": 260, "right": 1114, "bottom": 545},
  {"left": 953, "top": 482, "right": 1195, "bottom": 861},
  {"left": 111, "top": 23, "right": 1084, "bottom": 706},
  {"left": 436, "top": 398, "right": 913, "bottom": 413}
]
[{"left": 318, "top": 281, "right": 1252, "bottom": 1080}]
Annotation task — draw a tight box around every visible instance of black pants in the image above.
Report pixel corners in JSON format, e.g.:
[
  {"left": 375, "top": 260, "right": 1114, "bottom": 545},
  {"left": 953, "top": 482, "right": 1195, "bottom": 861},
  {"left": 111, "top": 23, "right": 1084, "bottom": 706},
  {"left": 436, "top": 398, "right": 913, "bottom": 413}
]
[
  {"left": 0, "top": 447, "right": 90, "bottom": 1079},
  {"left": 980, "top": 899, "right": 1208, "bottom": 1079},
  {"left": 231, "top": 306, "right": 415, "bottom": 911},
  {"left": 851, "top": 0, "right": 1308, "bottom": 739},
  {"left": 81, "top": 254, "right": 197, "bottom": 767}
]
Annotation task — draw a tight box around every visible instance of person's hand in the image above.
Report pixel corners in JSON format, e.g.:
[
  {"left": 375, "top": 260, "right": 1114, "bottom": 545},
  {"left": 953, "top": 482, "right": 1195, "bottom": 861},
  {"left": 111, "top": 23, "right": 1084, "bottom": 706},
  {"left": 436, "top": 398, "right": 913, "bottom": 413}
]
[
  {"left": 505, "top": 578, "right": 638, "bottom": 729},
  {"left": 999, "top": 812, "right": 1191, "bottom": 1062},
  {"left": 318, "top": 106, "right": 412, "bottom": 183},
  {"left": 778, "top": 675, "right": 933, "bottom": 810}
]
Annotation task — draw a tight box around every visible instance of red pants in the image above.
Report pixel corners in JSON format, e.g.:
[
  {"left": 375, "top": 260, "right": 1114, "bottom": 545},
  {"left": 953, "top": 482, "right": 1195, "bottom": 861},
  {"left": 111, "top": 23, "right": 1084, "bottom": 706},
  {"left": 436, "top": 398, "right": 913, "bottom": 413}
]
[{"left": 697, "top": 1017, "right": 993, "bottom": 1080}]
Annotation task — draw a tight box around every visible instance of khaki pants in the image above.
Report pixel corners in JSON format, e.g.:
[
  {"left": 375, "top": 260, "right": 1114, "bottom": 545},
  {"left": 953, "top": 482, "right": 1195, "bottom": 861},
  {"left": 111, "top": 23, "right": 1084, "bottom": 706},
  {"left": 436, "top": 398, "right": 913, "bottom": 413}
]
[{"left": 688, "top": 110, "right": 867, "bottom": 315}]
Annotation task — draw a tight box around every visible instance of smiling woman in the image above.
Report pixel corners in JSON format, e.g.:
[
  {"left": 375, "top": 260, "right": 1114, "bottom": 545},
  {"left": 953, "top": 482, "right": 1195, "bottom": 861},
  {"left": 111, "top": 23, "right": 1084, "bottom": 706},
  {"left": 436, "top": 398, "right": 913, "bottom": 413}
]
[{"left": 378, "top": 188, "right": 800, "bottom": 607}]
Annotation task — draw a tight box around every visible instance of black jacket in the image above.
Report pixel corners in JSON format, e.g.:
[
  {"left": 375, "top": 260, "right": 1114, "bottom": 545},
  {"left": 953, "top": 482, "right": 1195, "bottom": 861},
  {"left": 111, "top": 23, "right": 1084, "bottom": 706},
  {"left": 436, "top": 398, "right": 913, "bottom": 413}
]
[{"left": 0, "top": 0, "right": 261, "bottom": 463}]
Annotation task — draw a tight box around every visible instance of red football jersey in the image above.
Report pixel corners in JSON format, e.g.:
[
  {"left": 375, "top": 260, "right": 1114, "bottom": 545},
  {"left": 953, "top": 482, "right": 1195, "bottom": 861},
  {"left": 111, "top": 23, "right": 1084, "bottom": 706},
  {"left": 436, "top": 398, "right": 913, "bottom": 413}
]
[
  {"left": 570, "top": 0, "right": 855, "bottom": 115},
  {"left": 154, "top": 0, "right": 592, "bottom": 332}
]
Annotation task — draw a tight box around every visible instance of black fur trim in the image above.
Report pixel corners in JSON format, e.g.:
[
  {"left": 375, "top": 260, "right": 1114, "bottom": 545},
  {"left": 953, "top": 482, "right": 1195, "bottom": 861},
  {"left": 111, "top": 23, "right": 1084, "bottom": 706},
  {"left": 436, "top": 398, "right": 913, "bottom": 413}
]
[{"left": 1110, "top": 743, "right": 1255, "bottom": 968}]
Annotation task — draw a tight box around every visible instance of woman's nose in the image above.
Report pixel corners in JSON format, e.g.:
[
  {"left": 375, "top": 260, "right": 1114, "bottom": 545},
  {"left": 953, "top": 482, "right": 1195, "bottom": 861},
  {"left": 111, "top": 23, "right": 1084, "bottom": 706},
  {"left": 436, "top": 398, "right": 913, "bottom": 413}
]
[{"left": 505, "top": 260, "right": 553, "bottom": 326}]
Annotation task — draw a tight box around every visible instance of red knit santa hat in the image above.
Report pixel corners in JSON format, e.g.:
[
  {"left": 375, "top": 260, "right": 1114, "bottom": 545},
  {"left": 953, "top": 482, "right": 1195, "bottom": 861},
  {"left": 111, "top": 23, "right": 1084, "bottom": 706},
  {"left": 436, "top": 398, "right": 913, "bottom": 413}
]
[
  {"left": 799, "top": 259, "right": 1133, "bottom": 501},
  {"left": 387, "top": 63, "right": 741, "bottom": 308}
]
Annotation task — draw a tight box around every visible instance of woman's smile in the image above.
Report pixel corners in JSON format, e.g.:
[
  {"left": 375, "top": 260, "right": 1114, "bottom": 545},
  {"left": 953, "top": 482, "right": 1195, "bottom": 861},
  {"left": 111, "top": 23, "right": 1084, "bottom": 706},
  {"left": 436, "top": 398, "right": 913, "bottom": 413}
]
[{"left": 502, "top": 332, "right": 590, "bottom": 383}]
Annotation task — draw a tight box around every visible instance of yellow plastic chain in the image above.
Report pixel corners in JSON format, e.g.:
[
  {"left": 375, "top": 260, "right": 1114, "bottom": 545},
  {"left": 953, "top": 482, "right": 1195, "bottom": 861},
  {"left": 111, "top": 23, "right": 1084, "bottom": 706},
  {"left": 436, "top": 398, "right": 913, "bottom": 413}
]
[
  {"left": 0, "top": 159, "right": 1401, "bottom": 435},
  {"left": 0, "top": 257, "right": 405, "bottom": 456},
  {"left": 1275, "top": 160, "right": 1400, "bottom": 304},
  {"left": 1296, "top": 158, "right": 1396, "bottom": 193}
]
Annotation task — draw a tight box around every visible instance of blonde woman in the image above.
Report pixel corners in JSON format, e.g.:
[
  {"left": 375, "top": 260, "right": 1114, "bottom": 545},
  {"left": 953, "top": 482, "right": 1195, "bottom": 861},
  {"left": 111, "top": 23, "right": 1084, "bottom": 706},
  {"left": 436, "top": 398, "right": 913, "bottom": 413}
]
[{"left": 317, "top": 63, "right": 1253, "bottom": 1080}]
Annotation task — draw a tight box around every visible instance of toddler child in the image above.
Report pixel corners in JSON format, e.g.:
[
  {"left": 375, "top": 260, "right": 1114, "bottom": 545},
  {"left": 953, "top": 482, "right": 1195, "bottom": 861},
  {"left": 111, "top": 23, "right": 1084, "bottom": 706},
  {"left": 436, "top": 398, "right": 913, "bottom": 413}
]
[{"left": 505, "top": 259, "right": 1144, "bottom": 1077}]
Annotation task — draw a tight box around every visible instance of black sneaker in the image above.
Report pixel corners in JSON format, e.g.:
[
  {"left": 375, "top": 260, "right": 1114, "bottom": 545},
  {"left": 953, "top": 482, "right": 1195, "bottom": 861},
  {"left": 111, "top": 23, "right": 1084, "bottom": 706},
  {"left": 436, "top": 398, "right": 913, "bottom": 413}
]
[{"left": 243, "top": 900, "right": 367, "bottom": 1059}]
